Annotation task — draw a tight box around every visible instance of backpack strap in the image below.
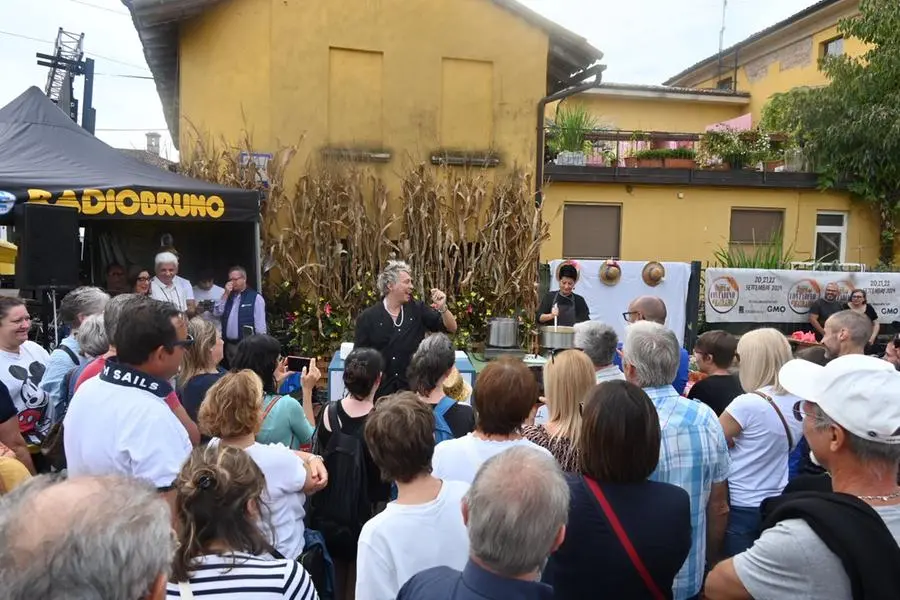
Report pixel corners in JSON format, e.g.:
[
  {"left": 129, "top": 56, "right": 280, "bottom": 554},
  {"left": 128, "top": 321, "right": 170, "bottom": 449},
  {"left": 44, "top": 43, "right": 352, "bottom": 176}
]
[
  {"left": 262, "top": 395, "right": 281, "bottom": 420},
  {"left": 752, "top": 390, "right": 794, "bottom": 451},
  {"left": 434, "top": 395, "right": 455, "bottom": 419},
  {"left": 584, "top": 477, "right": 666, "bottom": 600},
  {"left": 59, "top": 344, "right": 79, "bottom": 366}
]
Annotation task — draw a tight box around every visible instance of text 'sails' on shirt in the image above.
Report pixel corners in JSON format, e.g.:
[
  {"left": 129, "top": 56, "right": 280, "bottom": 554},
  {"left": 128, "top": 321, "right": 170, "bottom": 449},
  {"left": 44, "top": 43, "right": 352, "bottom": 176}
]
[{"left": 0, "top": 342, "right": 51, "bottom": 441}]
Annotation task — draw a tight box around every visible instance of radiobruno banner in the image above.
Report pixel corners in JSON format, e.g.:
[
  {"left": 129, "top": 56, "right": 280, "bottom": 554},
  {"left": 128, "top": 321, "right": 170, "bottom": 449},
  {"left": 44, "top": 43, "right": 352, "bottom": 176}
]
[{"left": 705, "top": 268, "right": 900, "bottom": 323}]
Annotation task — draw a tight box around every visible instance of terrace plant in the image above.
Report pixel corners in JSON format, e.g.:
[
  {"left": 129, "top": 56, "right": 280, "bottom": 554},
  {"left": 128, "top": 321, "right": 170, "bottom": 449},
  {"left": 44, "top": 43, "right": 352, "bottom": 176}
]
[{"left": 548, "top": 104, "right": 598, "bottom": 154}]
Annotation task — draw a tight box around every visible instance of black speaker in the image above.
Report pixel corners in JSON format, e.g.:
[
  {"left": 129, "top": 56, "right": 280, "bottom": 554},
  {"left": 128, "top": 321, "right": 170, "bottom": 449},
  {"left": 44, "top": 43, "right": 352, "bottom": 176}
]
[{"left": 14, "top": 204, "right": 80, "bottom": 290}]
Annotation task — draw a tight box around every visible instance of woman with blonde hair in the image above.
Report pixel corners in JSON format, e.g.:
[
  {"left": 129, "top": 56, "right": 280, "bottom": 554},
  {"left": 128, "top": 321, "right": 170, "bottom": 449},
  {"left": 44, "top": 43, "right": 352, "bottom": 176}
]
[
  {"left": 522, "top": 349, "right": 595, "bottom": 471},
  {"left": 719, "top": 328, "right": 804, "bottom": 557},
  {"left": 178, "top": 317, "right": 225, "bottom": 426},
  {"left": 199, "top": 370, "right": 328, "bottom": 561},
  {"left": 169, "top": 444, "right": 319, "bottom": 598}
]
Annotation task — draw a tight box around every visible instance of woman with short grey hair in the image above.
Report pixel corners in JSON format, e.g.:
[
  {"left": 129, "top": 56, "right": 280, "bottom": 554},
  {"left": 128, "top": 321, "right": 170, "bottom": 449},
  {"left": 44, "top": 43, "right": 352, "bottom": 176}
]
[
  {"left": 574, "top": 321, "right": 625, "bottom": 383},
  {"left": 75, "top": 314, "right": 108, "bottom": 360},
  {"left": 355, "top": 261, "right": 457, "bottom": 396},
  {"left": 408, "top": 333, "right": 474, "bottom": 441}
]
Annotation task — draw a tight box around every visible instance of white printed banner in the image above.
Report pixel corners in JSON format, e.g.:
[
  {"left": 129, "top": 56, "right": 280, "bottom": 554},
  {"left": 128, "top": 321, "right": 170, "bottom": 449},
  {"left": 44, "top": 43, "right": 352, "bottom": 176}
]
[{"left": 705, "top": 268, "right": 900, "bottom": 323}]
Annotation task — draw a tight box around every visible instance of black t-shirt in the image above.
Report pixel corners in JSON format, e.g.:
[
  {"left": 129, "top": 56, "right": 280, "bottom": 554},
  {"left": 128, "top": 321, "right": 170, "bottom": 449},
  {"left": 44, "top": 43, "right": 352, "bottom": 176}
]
[
  {"left": 810, "top": 298, "right": 843, "bottom": 330},
  {"left": 536, "top": 290, "right": 590, "bottom": 327},
  {"left": 543, "top": 476, "right": 692, "bottom": 599},
  {"left": 687, "top": 373, "right": 744, "bottom": 416},
  {"left": 179, "top": 370, "right": 225, "bottom": 443},
  {"left": 842, "top": 303, "right": 878, "bottom": 322},
  {"left": 0, "top": 380, "right": 16, "bottom": 424},
  {"left": 354, "top": 300, "right": 445, "bottom": 397},
  {"left": 440, "top": 402, "right": 475, "bottom": 439}
]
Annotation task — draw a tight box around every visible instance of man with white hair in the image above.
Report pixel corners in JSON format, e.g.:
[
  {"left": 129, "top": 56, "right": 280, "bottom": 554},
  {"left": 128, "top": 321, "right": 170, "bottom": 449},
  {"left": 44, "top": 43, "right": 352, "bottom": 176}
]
[
  {"left": 0, "top": 474, "right": 174, "bottom": 600},
  {"left": 622, "top": 321, "right": 730, "bottom": 600},
  {"left": 706, "top": 354, "right": 900, "bottom": 599},
  {"left": 574, "top": 321, "right": 624, "bottom": 383},
  {"left": 149, "top": 251, "right": 196, "bottom": 314},
  {"left": 355, "top": 260, "right": 456, "bottom": 397},
  {"left": 398, "top": 446, "right": 568, "bottom": 599}
]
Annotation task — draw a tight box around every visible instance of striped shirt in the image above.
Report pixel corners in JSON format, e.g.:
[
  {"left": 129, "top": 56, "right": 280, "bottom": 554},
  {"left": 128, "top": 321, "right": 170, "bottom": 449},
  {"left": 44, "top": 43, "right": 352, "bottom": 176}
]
[
  {"left": 166, "top": 552, "right": 318, "bottom": 600},
  {"left": 644, "top": 385, "right": 731, "bottom": 600}
]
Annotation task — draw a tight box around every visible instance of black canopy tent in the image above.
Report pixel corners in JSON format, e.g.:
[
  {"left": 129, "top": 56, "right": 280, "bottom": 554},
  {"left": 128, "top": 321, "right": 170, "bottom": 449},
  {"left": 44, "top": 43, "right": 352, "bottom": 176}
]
[{"left": 0, "top": 87, "right": 262, "bottom": 288}]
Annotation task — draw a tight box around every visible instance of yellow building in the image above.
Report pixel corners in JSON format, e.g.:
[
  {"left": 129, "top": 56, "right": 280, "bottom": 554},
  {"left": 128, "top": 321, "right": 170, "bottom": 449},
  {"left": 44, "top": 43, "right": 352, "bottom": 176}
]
[
  {"left": 540, "top": 0, "right": 881, "bottom": 268},
  {"left": 128, "top": 0, "right": 602, "bottom": 196},
  {"left": 664, "top": 0, "right": 862, "bottom": 122}
]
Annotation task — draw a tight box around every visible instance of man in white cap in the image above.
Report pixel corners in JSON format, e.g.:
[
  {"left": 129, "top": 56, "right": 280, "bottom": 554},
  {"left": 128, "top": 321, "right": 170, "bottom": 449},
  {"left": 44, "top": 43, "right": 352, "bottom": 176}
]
[{"left": 705, "top": 354, "right": 900, "bottom": 600}]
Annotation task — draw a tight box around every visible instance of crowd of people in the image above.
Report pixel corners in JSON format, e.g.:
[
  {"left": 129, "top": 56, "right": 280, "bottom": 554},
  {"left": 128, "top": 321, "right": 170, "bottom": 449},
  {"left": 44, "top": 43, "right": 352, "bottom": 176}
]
[{"left": 0, "top": 259, "right": 899, "bottom": 600}]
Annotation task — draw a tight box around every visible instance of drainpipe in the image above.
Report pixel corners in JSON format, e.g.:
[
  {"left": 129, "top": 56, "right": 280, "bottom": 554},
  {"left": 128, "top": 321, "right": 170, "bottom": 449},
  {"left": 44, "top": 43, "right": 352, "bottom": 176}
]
[{"left": 535, "top": 65, "right": 606, "bottom": 206}]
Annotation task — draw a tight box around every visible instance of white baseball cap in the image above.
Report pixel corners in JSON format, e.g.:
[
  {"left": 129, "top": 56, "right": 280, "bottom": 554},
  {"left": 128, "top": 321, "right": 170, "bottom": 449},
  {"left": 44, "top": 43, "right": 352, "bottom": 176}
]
[{"left": 779, "top": 354, "right": 900, "bottom": 444}]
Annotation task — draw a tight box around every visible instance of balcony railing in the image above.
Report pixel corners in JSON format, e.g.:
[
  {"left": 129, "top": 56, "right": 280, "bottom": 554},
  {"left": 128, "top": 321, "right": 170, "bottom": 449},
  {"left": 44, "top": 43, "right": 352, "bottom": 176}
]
[{"left": 545, "top": 128, "right": 804, "bottom": 172}]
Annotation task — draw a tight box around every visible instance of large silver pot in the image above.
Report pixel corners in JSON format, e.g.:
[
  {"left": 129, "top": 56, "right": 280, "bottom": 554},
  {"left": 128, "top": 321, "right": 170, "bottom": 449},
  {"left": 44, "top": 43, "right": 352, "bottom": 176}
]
[
  {"left": 488, "top": 317, "right": 518, "bottom": 348},
  {"left": 541, "top": 326, "right": 576, "bottom": 350}
]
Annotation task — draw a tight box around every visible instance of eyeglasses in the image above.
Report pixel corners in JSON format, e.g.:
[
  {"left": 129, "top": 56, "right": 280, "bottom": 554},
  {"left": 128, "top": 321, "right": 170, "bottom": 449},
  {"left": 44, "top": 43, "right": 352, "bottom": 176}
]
[
  {"left": 136, "top": 276, "right": 150, "bottom": 282},
  {"left": 170, "top": 334, "right": 195, "bottom": 349},
  {"left": 792, "top": 400, "right": 815, "bottom": 422},
  {"left": 622, "top": 311, "right": 642, "bottom": 323}
]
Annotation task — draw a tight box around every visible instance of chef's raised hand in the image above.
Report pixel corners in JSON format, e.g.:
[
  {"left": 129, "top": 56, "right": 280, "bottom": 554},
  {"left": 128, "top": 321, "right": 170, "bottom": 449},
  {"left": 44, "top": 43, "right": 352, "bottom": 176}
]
[
  {"left": 430, "top": 288, "right": 447, "bottom": 312},
  {"left": 551, "top": 304, "right": 560, "bottom": 317}
]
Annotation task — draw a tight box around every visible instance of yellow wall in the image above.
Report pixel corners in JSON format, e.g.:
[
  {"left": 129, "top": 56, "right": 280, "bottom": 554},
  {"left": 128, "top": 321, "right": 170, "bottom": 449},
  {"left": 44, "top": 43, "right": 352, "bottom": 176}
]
[
  {"left": 693, "top": 24, "right": 868, "bottom": 122},
  {"left": 541, "top": 182, "right": 881, "bottom": 266},
  {"left": 552, "top": 94, "right": 746, "bottom": 133},
  {"left": 178, "top": 0, "right": 549, "bottom": 194}
]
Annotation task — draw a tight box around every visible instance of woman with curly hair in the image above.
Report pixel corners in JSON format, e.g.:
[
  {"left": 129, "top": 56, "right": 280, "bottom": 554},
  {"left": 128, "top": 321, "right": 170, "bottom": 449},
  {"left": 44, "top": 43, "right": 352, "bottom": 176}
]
[
  {"left": 169, "top": 444, "right": 319, "bottom": 598},
  {"left": 199, "top": 370, "right": 328, "bottom": 560}
]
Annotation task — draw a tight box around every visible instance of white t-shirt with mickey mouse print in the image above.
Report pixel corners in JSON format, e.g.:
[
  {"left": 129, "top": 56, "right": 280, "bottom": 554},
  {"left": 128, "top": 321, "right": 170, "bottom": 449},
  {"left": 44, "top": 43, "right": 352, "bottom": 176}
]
[{"left": 0, "top": 341, "right": 51, "bottom": 441}]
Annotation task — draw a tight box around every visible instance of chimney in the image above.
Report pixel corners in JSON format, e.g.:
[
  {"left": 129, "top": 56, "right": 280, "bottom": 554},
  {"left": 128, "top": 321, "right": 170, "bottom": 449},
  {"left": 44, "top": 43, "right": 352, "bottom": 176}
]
[{"left": 146, "top": 132, "right": 161, "bottom": 156}]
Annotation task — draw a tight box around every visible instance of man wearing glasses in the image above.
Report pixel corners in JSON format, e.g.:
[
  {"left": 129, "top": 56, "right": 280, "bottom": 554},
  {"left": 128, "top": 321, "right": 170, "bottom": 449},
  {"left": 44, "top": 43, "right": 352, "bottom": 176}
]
[
  {"left": 614, "top": 296, "right": 690, "bottom": 395},
  {"left": 215, "top": 265, "right": 266, "bottom": 367},
  {"left": 706, "top": 354, "right": 900, "bottom": 600},
  {"left": 64, "top": 297, "right": 195, "bottom": 502}
]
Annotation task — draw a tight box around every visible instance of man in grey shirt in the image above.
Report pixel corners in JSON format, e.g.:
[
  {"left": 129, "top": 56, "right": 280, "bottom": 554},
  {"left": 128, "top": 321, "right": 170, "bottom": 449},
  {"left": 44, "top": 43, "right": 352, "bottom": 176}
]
[{"left": 705, "top": 354, "right": 900, "bottom": 600}]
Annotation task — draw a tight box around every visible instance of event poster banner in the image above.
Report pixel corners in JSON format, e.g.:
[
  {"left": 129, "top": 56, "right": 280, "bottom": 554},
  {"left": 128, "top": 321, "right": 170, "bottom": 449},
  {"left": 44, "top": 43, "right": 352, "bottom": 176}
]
[{"left": 705, "top": 268, "right": 900, "bottom": 323}]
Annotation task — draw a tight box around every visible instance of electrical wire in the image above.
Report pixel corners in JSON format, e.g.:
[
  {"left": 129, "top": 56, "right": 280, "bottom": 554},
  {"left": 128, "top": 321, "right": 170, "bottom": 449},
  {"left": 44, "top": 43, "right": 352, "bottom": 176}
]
[
  {"left": 63, "top": 0, "right": 130, "bottom": 15},
  {"left": 0, "top": 30, "right": 151, "bottom": 71}
]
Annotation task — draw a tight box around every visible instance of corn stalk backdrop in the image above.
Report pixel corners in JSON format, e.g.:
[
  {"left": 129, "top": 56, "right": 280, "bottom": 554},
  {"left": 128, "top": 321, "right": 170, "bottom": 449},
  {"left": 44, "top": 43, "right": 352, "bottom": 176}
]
[{"left": 179, "top": 135, "right": 549, "bottom": 354}]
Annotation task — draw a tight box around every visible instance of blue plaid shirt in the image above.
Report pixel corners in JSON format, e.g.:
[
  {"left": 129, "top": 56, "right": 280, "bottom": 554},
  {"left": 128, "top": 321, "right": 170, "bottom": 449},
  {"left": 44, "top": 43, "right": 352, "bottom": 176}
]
[{"left": 644, "top": 385, "right": 731, "bottom": 600}]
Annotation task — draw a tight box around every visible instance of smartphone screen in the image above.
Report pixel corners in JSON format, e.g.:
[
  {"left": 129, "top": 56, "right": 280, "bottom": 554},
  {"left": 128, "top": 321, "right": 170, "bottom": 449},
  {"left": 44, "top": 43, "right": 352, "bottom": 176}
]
[{"left": 287, "top": 356, "right": 311, "bottom": 372}]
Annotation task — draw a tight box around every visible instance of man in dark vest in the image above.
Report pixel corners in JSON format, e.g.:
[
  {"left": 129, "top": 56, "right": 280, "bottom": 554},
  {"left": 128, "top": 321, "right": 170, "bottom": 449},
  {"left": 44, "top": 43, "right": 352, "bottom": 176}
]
[{"left": 214, "top": 266, "right": 266, "bottom": 366}]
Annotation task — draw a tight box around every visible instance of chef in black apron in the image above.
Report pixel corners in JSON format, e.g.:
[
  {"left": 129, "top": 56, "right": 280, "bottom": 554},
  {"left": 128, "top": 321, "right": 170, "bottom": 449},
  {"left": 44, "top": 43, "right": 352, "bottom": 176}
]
[{"left": 537, "top": 263, "right": 590, "bottom": 327}]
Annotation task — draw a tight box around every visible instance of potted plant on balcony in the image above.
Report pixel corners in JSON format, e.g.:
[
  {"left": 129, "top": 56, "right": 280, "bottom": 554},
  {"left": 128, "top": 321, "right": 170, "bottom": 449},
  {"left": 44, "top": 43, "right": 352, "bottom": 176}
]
[
  {"left": 663, "top": 147, "right": 697, "bottom": 169},
  {"left": 549, "top": 104, "right": 597, "bottom": 166},
  {"left": 634, "top": 148, "right": 666, "bottom": 168},
  {"left": 624, "top": 131, "right": 649, "bottom": 167}
]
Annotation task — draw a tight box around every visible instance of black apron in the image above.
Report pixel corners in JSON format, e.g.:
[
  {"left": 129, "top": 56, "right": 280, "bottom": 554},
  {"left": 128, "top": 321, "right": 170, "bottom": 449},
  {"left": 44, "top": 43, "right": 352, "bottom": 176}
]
[{"left": 552, "top": 292, "right": 577, "bottom": 327}]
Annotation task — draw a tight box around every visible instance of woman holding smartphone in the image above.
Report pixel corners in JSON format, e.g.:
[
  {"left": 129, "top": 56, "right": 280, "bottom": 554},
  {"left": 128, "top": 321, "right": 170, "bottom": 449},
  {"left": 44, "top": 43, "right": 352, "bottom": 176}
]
[{"left": 232, "top": 334, "right": 318, "bottom": 449}]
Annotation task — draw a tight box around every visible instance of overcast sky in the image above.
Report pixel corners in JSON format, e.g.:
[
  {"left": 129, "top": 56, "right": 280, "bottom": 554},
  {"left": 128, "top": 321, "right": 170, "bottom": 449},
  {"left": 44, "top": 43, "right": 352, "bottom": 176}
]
[{"left": 1, "top": 0, "right": 821, "bottom": 161}]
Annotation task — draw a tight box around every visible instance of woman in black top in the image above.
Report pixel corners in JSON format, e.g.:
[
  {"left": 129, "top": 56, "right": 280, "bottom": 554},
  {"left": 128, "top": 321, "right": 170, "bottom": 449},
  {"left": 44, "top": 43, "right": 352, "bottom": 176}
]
[
  {"left": 536, "top": 263, "right": 590, "bottom": 327},
  {"left": 314, "top": 347, "right": 391, "bottom": 600},
  {"left": 407, "top": 333, "right": 474, "bottom": 440},
  {"left": 543, "top": 380, "right": 692, "bottom": 600},
  {"left": 354, "top": 261, "right": 456, "bottom": 397},
  {"left": 844, "top": 288, "right": 879, "bottom": 348},
  {"left": 688, "top": 330, "right": 743, "bottom": 416},
  {"left": 178, "top": 318, "right": 225, "bottom": 432}
]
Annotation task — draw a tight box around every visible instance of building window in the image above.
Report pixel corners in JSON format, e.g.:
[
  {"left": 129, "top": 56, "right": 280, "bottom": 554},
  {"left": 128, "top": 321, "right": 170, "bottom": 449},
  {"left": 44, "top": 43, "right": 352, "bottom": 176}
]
[
  {"left": 814, "top": 211, "right": 847, "bottom": 263},
  {"left": 729, "top": 209, "right": 784, "bottom": 249},
  {"left": 716, "top": 77, "right": 734, "bottom": 91},
  {"left": 562, "top": 204, "right": 621, "bottom": 259},
  {"left": 821, "top": 36, "right": 844, "bottom": 58}
]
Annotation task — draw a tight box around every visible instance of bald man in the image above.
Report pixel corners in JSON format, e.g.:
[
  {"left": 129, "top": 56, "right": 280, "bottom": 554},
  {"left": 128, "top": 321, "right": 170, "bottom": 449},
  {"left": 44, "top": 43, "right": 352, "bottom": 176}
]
[
  {"left": 613, "top": 296, "right": 690, "bottom": 395},
  {"left": 0, "top": 475, "right": 172, "bottom": 600}
]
